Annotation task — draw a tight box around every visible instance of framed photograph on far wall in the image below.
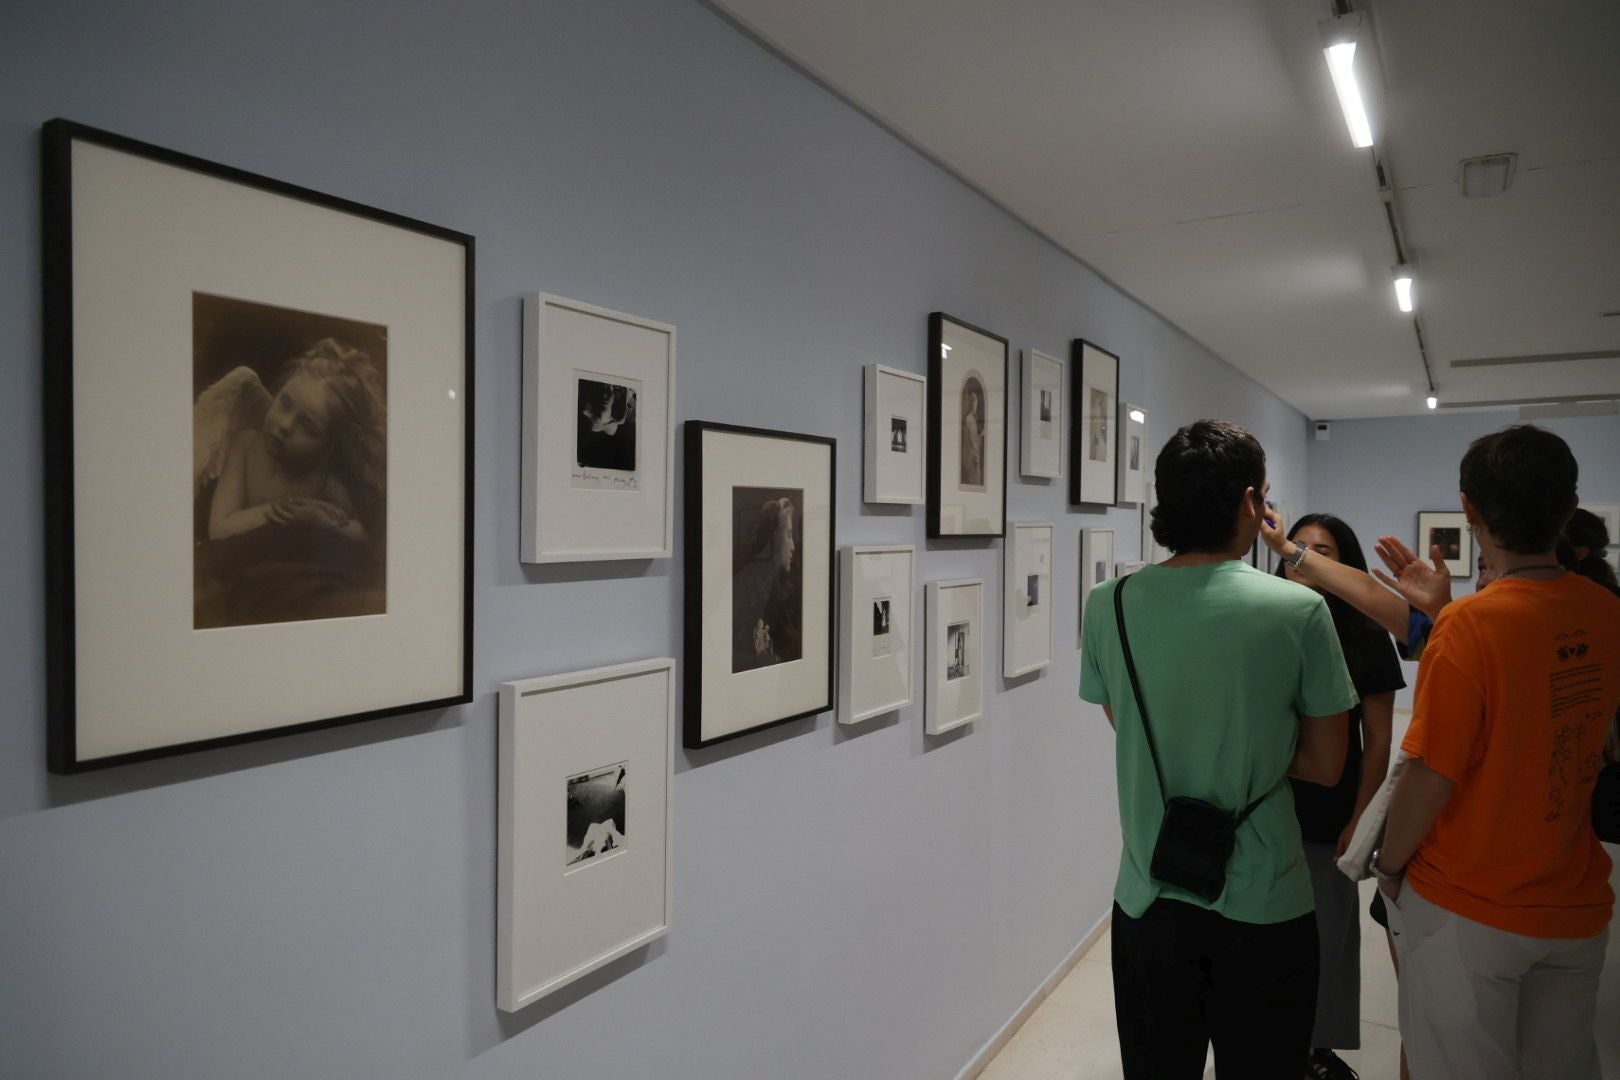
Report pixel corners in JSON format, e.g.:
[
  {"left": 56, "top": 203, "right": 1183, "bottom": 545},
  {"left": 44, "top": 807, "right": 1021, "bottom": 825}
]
[
  {"left": 1585, "top": 504, "right": 1620, "bottom": 573},
  {"left": 863, "top": 364, "right": 926, "bottom": 505},
  {"left": 522, "top": 293, "right": 675, "bottom": 562},
  {"left": 1070, "top": 339, "right": 1119, "bottom": 506},
  {"left": 497, "top": 658, "right": 673, "bottom": 1012},
  {"left": 1020, "top": 349, "right": 1064, "bottom": 479},
  {"left": 684, "top": 422, "right": 835, "bottom": 748},
  {"left": 1116, "top": 402, "right": 1147, "bottom": 506},
  {"left": 927, "top": 313, "right": 1008, "bottom": 539},
  {"left": 1080, "top": 528, "right": 1115, "bottom": 642},
  {"left": 42, "top": 118, "right": 473, "bottom": 773},
  {"left": 1417, "top": 510, "right": 1473, "bottom": 577},
  {"left": 839, "top": 545, "right": 916, "bottom": 724},
  {"left": 1003, "top": 522, "right": 1054, "bottom": 677},
  {"left": 926, "top": 578, "right": 984, "bottom": 735}
]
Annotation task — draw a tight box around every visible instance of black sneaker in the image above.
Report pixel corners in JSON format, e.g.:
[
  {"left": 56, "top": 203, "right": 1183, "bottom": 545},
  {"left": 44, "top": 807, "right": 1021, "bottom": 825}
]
[{"left": 1306, "top": 1048, "right": 1359, "bottom": 1080}]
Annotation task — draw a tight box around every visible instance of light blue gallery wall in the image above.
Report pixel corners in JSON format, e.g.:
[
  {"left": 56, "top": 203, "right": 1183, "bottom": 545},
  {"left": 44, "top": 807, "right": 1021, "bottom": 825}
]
[
  {"left": 1308, "top": 411, "right": 1620, "bottom": 706},
  {"left": 0, "top": 3, "right": 1309, "bottom": 1078}
]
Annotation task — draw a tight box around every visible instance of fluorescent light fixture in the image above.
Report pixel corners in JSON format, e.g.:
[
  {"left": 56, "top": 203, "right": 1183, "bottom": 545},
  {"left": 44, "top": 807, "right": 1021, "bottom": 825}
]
[
  {"left": 1426, "top": 394, "right": 1438, "bottom": 410},
  {"left": 1129, "top": 408, "right": 1145, "bottom": 424},
  {"left": 1394, "top": 268, "right": 1415, "bottom": 312},
  {"left": 1320, "top": 16, "right": 1373, "bottom": 148}
]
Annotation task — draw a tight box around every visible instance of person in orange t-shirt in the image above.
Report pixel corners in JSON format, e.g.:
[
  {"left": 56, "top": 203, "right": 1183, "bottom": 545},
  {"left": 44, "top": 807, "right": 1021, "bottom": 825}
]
[{"left": 1372, "top": 425, "right": 1619, "bottom": 1080}]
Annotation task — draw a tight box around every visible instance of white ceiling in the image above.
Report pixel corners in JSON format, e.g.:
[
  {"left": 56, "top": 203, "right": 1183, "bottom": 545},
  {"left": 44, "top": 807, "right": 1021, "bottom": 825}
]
[{"left": 711, "top": 0, "right": 1620, "bottom": 419}]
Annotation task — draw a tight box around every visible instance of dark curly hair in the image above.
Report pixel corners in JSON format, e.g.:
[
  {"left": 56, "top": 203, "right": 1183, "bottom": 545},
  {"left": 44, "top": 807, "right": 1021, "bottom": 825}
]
[
  {"left": 1458, "top": 425, "right": 1577, "bottom": 554},
  {"left": 1558, "top": 507, "right": 1620, "bottom": 596},
  {"left": 1150, "top": 420, "right": 1266, "bottom": 555}
]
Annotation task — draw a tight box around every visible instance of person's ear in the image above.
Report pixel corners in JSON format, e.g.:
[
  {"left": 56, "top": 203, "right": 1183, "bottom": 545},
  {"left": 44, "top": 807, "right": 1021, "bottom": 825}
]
[{"left": 1460, "top": 492, "right": 1479, "bottom": 529}]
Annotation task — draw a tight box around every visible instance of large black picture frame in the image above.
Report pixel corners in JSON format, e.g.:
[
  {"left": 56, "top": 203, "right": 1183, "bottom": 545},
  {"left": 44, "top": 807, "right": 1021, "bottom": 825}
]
[
  {"left": 683, "top": 421, "right": 836, "bottom": 749},
  {"left": 926, "top": 312, "right": 1009, "bottom": 539},
  {"left": 1069, "top": 338, "right": 1120, "bottom": 506},
  {"left": 42, "top": 118, "right": 475, "bottom": 773}
]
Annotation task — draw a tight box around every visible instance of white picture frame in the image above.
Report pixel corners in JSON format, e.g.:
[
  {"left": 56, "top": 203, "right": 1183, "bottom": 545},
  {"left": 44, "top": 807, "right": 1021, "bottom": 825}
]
[
  {"left": 863, "top": 364, "right": 926, "bottom": 505},
  {"left": 839, "top": 545, "right": 917, "bottom": 723},
  {"left": 1020, "top": 349, "right": 1064, "bottom": 479},
  {"left": 1080, "top": 528, "right": 1115, "bottom": 643},
  {"left": 1003, "top": 522, "right": 1054, "bottom": 677},
  {"left": 1584, "top": 504, "right": 1620, "bottom": 572},
  {"left": 926, "top": 578, "right": 984, "bottom": 734},
  {"left": 1116, "top": 402, "right": 1147, "bottom": 506},
  {"left": 1417, "top": 510, "right": 1473, "bottom": 578},
  {"left": 522, "top": 292, "right": 675, "bottom": 563},
  {"left": 498, "top": 658, "right": 674, "bottom": 1013}
]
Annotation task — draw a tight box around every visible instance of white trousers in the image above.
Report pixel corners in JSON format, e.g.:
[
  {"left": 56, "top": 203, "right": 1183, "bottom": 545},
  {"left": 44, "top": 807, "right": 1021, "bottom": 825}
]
[{"left": 1388, "top": 884, "right": 1608, "bottom": 1080}]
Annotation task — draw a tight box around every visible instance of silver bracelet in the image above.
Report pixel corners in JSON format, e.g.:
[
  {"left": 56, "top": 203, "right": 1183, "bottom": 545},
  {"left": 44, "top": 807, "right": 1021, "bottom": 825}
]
[{"left": 1286, "top": 544, "right": 1308, "bottom": 570}]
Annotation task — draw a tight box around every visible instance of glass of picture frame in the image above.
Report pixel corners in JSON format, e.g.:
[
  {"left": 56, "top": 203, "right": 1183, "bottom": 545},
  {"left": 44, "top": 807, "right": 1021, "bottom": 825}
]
[
  {"left": 839, "top": 545, "right": 916, "bottom": 723},
  {"left": 42, "top": 119, "right": 473, "bottom": 772},
  {"left": 1116, "top": 401, "right": 1147, "bottom": 506},
  {"left": 683, "top": 421, "right": 836, "bottom": 747},
  {"left": 926, "top": 578, "right": 984, "bottom": 734},
  {"left": 1417, "top": 510, "right": 1473, "bottom": 578},
  {"left": 521, "top": 292, "right": 675, "bottom": 562},
  {"left": 1080, "top": 528, "right": 1116, "bottom": 643},
  {"left": 863, "top": 364, "right": 926, "bottom": 505},
  {"left": 1003, "top": 522, "right": 1054, "bottom": 677},
  {"left": 1020, "top": 349, "right": 1064, "bottom": 479},
  {"left": 497, "top": 658, "right": 674, "bottom": 1012},
  {"left": 927, "top": 313, "right": 1008, "bottom": 538},
  {"left": 1070, "top": 339, "right": 1119, "bottom": 506}
]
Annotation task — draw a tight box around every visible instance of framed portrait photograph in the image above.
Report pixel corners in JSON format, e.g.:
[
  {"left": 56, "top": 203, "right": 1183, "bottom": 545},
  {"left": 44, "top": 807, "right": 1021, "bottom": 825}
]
[
  {"left": 926, "top": 578, "right": 984, "bottom": 735},
  {"left": 1070, "top": 339, "right": 1120, "bottom": 506},
  {"left": 683, "top": 422, "right": 835, "bottom": 748},
  {"left": 1020, "top": 349, "right": 1064, "bottom": 479},
  {"left": 498, "top": 658, "right": 674, "bottom": 1012},
  {"left": 863, "top": 364, "right": 926, "bottom": 505},
  {"left": 1417, "top": 510, "right": 1473, "bottom": 578},
  {"left": 521, "top": 293, "right": 674, "bottom": 562},
  {"left": 839, "top": 545, "right": 916, "bottom": 724},
  {"left": 1116, "top": 401, "right": 1147, "bottom": 506},
  {"left": 1584, "top": 504, "right": 1620, "bottom": 573},
  {"left": 1080, "top": 528, "right": 1115, "bottom": 642},
  {"left": 927, "top": 313, "right": 1008, "bottom": 539},
  {"left": 42, "top": 119, "right": 472, "bottom": 773},
  {"left": 1004, "top": 522, "right": 1054, "bottom": 677}
]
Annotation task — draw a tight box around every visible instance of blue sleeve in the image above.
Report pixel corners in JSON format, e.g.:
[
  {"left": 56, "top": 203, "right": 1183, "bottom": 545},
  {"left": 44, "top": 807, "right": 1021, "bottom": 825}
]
[{"left": 1397, "top": 607, "right": 1434, "bottom": 661}]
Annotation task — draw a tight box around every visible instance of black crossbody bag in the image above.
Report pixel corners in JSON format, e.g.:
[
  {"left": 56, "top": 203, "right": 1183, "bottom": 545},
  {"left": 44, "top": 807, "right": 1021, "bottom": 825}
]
[{"left": 1114, "top": 573, "right": 1279, "bottom": 902}]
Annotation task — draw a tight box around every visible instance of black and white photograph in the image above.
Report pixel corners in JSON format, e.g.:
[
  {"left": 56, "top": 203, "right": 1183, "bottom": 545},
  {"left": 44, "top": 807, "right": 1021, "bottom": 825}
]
[
  {"left": 946, "top": 621, "right": 971, "bottom": 680},
  {"left": 1088, "top": 387, "right": 1110, "bottom": 463},
  {"left": 872, "top": 597, "right": 893, "bottom": 658},
  {"left": 1070, "top": 340, "right": 1120, "bottom": 505},
  {"left": 1094, "top": 560, "right": 1108, "bottom": 585},
  {"left": 1039, "top": 388, "right": 1053, "bottom": 423},
  {"left": 890, "top": 416, "right": 908, "bottom": 453},
  {"left": 192, "top": 292, "right": 389, "bottom": 632},
  {"left": 1026, "top": 574, "right": 1040, "bottom": 608},
  {"left": 731, "top": 486, "right": 805, "bottom": 673},
  {"left": 1429, "top": 525, "right": 1462, "bottom": 561},
  {"left": 959, "top": 374, "right": 987, "bottom": 490},
  {"left": 1129, "top": 435, "right": 1141, "bottom": 471},
  {"left": 574, "top": 373, "right": 639, "bottom": 490},
  {"left": 565, "top": 762, "right": 628, "bottom": 868}
]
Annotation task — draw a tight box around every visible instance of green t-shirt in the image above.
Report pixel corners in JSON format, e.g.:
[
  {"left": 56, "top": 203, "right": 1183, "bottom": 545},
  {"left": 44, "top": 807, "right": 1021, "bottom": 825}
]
[{"left": 1080, "top": 560, "right": 1359, "bottom": 924}]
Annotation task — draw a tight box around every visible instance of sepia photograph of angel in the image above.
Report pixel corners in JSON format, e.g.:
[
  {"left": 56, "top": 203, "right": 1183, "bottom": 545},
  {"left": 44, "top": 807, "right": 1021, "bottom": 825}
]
[{"left": 191, "top": 293, "right": 388, "bottom": 629}]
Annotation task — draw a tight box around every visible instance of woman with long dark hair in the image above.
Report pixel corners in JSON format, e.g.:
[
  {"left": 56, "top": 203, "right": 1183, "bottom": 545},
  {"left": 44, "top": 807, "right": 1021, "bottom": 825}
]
[{"left": 1276, "top": 513, "right": 1406, "bottom": 1080}]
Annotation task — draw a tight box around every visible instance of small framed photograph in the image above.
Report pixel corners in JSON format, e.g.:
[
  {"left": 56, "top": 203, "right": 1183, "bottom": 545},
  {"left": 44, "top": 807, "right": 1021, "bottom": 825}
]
[
  {"left": 1020, "top": 349, "right": 1064, "bottom": 479},
  {"left": 1080, "top": 528, "right": 1116, "bottom": 641},
  {"left": 522, "top": 293, "right": 675, "bottom": 562},
  {"left": 1584, "top": 504, "right": 1620, "bottom": 572},
  {"left": 926, "top": 579, "right": 984, "bottom": 734},
  {"left": 839, "top": 545, "right": 916, "bottom": 723},
  {"left": 1070, "top": 339, "right": 1120, "bottom": 506},
  {"left": 43, "top": 119, "right": 472, "bottom": 772},
  {"left": 498, "top": 658, "right": 674, "bottom": 1012},
  {"left": 1116, "top": 401, "right": 1147, "bottom": 506},
  {"left": 684, "top": 422, "right": 835, "bottom": 747},
  {"left": 1140, "top": 482, "right": 1170, "bottom": 564},
  {"left": 1417, "top": 510, "right": 1473, "bottom": 578},
  {"left": 927, "top": 313, "right": 1008, "bottom": 538},
  {"left": 1003, "top": 522, "right": 1054, "bottom": 677},
  {"left": 863, "top": 364, "right": 926, "bottom": 505}
]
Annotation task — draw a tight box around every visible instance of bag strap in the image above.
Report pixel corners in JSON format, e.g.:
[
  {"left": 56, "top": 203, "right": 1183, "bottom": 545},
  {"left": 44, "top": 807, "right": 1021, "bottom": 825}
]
[{"left": 1114, "top": 571, "right": 1276, "bottom": 822}]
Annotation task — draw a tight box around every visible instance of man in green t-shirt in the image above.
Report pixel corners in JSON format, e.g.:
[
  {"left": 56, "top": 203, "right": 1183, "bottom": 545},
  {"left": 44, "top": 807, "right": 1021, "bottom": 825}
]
[{"left": 1080, "top": 419, "right": 1358, "bottom": 1079}]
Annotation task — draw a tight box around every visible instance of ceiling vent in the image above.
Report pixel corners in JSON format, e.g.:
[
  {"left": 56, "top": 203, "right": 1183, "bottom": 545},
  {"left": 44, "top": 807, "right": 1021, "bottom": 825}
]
[{"left": 1459, "top": 153, "right": 1517, "bottom": 198}]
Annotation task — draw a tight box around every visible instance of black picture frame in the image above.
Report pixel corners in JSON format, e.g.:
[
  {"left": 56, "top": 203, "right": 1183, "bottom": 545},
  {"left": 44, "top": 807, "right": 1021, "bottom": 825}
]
[
  {"left": 42, "top": 118, "right": 475, "bottom": 773},
  {"left": 926, "top": 312, "right": 1009, "bottom": 539},
  {"left": 1069, "top": 338, "right": 1120, "bottom": 506},
  {"left": 683, "top": 421, "right": 836, "bottom": 749}
]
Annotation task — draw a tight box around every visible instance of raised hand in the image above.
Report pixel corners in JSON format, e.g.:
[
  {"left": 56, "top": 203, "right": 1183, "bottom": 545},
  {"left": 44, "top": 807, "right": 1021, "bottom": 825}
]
[{"left": 1373, "top": 534, "right": 1452, "bottom": 619}]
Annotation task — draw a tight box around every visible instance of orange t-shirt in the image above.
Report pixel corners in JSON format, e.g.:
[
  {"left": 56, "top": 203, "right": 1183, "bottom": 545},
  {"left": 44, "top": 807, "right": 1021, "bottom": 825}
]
[{"left": 1403, "top": 574, "right": 1620, "bottom": 939}]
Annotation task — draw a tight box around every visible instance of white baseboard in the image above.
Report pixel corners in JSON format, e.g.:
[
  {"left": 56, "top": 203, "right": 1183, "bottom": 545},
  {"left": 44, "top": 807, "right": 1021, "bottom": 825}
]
[{"left": 952, "top": 910, "right": 1112, "bottom": 1080}]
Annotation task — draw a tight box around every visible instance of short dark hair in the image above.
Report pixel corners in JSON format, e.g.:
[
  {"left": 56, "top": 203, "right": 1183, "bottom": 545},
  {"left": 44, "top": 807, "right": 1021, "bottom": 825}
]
[
  {"left": 1150, "top": 420, "right": 1266, "bottom": 554},
  {"left": 1458, "top": 425, "right": 1577, "bottom": 554}
]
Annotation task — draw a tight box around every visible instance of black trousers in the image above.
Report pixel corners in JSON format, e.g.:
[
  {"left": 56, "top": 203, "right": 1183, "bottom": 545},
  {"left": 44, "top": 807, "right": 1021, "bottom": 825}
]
[{"left": 1112, "top": 899, "right": 1319, "bottom": 1080}]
